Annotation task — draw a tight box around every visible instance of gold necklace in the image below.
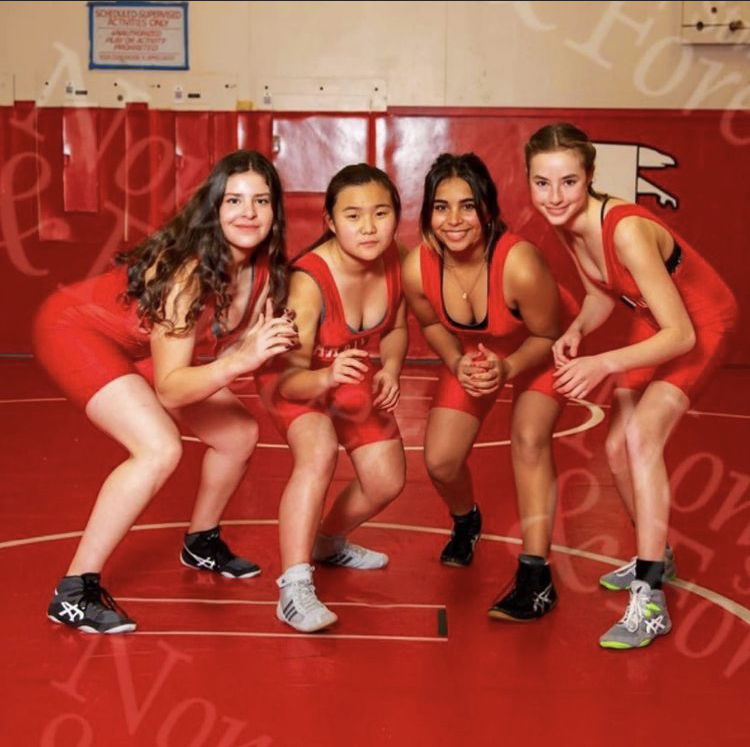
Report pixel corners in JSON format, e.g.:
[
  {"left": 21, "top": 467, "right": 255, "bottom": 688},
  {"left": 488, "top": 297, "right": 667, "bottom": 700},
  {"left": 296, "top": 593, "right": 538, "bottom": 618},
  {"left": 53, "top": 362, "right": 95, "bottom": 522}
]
[{"left": 443, "top": 257, "right": 486, "bottom": 301}]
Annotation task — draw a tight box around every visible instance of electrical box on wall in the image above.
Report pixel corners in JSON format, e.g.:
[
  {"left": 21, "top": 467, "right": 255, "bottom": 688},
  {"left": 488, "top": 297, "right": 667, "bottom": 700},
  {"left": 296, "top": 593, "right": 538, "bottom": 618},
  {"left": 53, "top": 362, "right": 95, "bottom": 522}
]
[
  {"left": 36, "top": 71, "right": 97, "bottom": 107},
  {"left": 257, "top": 77, "right": 387, "bottom": 112},
  {"left": 681, "top": 1, "right": 750, "bottom": 44},
  {"left": 146, "top": 75, "right": 239, "bottom": 111},
  {"left": 35, "top": 72, "right": 238, "bottom": 110},
  {"left": 90, "top": 76, "right": 238, "bottom": 110}
]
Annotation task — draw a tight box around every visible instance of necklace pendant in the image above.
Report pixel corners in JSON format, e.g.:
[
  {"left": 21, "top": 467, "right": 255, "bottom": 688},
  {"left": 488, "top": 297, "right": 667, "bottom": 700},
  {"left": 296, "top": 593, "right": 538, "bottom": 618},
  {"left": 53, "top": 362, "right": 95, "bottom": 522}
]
[{"left": 461, "top": 292, "right": 468, "bottom": 300}]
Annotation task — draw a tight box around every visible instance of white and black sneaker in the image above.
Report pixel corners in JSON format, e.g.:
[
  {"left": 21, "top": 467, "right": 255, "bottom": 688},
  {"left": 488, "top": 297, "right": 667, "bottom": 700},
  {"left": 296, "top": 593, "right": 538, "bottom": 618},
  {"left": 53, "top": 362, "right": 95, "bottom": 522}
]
[
  {"left": 276, "top": 564, "right": 338, "bottom": 633},
  {"left": 48, "top": 573, "right": 136, "bottom": 634},
  {"left": 312, "top": 535, "right": 389, "bottom": 570},
  {"left": 180, "top": 526, "right": 260, "bottom": 579}
]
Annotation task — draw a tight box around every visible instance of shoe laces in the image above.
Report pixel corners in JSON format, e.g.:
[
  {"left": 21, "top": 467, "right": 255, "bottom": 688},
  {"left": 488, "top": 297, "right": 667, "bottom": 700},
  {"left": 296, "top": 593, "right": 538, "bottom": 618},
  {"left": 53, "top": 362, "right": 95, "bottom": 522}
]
[
  {"left": 619, "top": 585, "right": 651, "bottom": 633},
  {"left": 291, "top": 579, "right": 325, "bottom": 614},
  {"left": 80, "top": 575, "right": 129, "bottom": 618}
]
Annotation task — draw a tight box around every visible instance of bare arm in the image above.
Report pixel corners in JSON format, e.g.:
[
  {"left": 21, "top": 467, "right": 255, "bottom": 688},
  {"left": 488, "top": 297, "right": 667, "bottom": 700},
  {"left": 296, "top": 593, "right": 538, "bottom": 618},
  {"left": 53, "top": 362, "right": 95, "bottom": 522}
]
[
  {"left": 152, "top": 277, "right": 297, "bottom": 409},
  {"left": 401, "top": 246, "right": 464, "bottom": 374},
  {"left": 401, "top": 245, "right": 492, "bottom": 396},
  {"left": 555, "top": 217, "right": 695, "bottom": 398},
  {"left": 277, "top": 271, "right": 332, "bottom": 400},
  {"left": 277, "top": 271, "right": 369, "bottom": 401},
  {"left": 372, "top": 297, "right": 408, "bottom": 411},
  {"left": 569, "top": 253, "right": 617, "bottom": 337},
  {"left": 552, "top": 251, "right": 616, "bottom": 365},
  {"left": 599, "top": 217, "right": 695, "bottom": 372},
  {"left": 502, "top": 241, "right": 560, "bottom": 380},
  {"left": 382, "top": 241, "right": 413, "bottom": 375},
  {"left": 379, "top": 298, "right": 408, "bottom": 378}
]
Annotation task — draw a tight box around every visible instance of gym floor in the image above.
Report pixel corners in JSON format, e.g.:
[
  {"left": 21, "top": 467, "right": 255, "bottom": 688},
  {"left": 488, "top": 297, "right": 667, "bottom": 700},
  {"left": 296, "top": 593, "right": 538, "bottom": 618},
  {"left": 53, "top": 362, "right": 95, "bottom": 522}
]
[{"left": 1, "top": 358, "right": 748, "bottom": 747}]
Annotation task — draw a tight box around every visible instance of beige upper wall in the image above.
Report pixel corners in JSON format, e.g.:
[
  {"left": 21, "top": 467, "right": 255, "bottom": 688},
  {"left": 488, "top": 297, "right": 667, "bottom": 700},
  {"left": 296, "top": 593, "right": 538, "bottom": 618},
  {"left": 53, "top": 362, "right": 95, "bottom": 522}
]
[{"left": 1, "top": 0, "right": 748, "bottom": 110}]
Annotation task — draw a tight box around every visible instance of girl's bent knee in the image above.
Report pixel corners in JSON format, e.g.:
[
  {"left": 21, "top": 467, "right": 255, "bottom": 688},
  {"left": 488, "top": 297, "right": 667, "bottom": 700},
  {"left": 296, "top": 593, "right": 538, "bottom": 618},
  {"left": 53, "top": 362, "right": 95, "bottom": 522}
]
[
  {"left": 233, "top": 419, "right": 260, "bottom": 459},
  {"left": 604, "top": 434, "right": 628, "bottom": 471},
  {"left": 136, "top": 438, "right": 183, "bottom": 477},
  {"left": 511, "top": 428, "right": 549, "bottom": 465},
  {"left": 425, "top": 454, "right": 462, "bottom": 485}
]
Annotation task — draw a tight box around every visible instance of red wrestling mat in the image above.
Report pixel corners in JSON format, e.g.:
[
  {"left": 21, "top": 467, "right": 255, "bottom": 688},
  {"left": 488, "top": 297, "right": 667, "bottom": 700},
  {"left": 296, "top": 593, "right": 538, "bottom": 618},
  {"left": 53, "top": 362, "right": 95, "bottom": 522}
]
[{"left": 1, "top": 361, "right": 748, "bottom": 747}]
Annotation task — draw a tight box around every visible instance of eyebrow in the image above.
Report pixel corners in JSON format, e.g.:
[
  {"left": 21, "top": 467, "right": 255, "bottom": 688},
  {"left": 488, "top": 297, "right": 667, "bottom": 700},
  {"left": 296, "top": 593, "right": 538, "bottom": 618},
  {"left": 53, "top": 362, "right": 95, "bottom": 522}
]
[
  {"left": 341, "top": 203, "right": 392, "bottom": 210},
  {"left": 224, "top": 191, "right": 271, "bottom": 198},
  {"left": 531, "top": 174, "right": 578, "bottom": 180},
  {"left": 434, "top": 198, "right": 475, "bottom": 204}
]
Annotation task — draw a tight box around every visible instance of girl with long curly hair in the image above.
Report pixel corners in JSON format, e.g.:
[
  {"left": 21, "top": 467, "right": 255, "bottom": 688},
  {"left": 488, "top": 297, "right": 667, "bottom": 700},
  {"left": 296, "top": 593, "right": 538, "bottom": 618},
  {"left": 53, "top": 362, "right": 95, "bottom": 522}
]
[{"left": 35, "top": 150, "right": 297, "bottom": 633}]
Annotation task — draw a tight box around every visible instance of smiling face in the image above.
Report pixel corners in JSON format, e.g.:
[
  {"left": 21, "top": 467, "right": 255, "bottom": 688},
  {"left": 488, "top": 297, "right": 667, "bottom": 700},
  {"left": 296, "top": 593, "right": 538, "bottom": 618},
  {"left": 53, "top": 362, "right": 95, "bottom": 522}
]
[
  {"left": 528, "top": 149, "right": 591, "bottom": 227},
  {"left": 430, "top": 176, "right": 485, "bottom": 258},
  {"left": 326, "top": 180, "right": 397, "bottom": 262},
  {"left": 219, "top": 170, "right": 274, "bottom": 262}
]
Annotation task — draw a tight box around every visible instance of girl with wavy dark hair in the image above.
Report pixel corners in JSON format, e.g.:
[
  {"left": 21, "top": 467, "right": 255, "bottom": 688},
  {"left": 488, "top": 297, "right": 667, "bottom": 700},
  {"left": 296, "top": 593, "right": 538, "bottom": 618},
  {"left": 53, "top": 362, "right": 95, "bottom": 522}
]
[
  {"left": 259, "top": 163, "right": 407, "bottom": 633},
  {"left": 526, "top": 122, "right": 737, "bottom": 649},
  {"left": 402, "top": 152, "right": 578, "bottom": 622},
  {"left": 34, "top": 149, "right": 297, "bottom": 633}
]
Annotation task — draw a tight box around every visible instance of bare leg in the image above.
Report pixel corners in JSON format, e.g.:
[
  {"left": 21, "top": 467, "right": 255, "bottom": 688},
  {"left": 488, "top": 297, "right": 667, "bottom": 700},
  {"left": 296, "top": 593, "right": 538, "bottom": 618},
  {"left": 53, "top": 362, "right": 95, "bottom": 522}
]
[
  {"left": 319, "top": 438, "right": 405, "bottom": 536},
  {"left": 509, "top": 391, "right": 562, "bottom": 557},
  {"left": 68, "top": 375, "right": 183, "bottom": 575},
  {"left": 598, "top": 382, "right": 688, "bottom": 648},
  {"left": 278, "top": 413, "right": 339, "bottom": 572},
  {"left": 423, "top": 407, "right": 481, "bottom": 515},
  {"left": 625, "top": 381, "right": 689, "bottom": 560},
  {"left": 488, "top": 389, "right": 561, "bottom": 621},
  {"left": 275, "top": 415, "right": 341, "bottom": 632},
  {"left": 604, "top": 387, "right": 642, "bottom": 523},
  {"left": 171, "top": 388, "right": 259, "bottom": 532}
]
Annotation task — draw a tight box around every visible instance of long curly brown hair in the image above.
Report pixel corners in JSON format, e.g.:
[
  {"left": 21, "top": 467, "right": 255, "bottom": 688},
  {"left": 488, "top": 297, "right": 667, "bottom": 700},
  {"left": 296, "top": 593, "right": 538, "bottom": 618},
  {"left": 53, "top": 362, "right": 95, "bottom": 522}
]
[{"left": 116, "top": 149, "right": 288, "bottom": 334}]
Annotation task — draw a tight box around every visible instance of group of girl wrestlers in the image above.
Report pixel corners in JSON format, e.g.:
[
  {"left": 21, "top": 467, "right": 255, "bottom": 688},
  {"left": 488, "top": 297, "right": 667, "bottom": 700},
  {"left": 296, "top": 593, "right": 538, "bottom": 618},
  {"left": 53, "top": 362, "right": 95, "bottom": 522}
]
[{"left": 36, "top": 123, "right": 737, "bottom": 650}]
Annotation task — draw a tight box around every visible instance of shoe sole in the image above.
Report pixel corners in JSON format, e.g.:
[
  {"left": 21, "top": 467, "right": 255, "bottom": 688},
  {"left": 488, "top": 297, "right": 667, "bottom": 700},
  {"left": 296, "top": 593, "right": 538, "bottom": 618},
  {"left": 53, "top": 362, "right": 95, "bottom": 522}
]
[
  {"left": 599, "top": 623, "right": 671, "bottom": 649},
  {"left": 487, "top": 610, "right": 537, "bottom": 622},
  {"left": 600, "top": 639, "right": 653, "bottom": 649},
  {"left": 487, "top": 600, "right": 557, "bottom": 622},
  {"left": 599, "top": 579, "right": 625, "bottom": 591},
  {"left": 221, "top": 569, "right": 261, "bottom": 578},
  {"left": 179, "top": 553, "right": 261, "bottom": 579},
  {"left": 439, "top": 535, "right": 479, "bottom": 567},
  {"left": 48, "top": 614, "right": 137, "bottom": 634}
]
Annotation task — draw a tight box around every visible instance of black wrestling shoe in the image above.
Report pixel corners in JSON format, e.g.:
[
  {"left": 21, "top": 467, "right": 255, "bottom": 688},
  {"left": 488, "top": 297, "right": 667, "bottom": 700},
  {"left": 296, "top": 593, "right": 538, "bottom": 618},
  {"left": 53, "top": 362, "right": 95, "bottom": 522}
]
[
  {"left": 48, "top": 573, "right": 136, "bottom": 633},
  {"left": 180, "top": 526, "right": 261, "bottom": 579},
  {"left": 488, "top": 556, "right": 557, "bottom": 621},
  {"left": 440, "top": 505, "right": 482, "bottom": 566}
]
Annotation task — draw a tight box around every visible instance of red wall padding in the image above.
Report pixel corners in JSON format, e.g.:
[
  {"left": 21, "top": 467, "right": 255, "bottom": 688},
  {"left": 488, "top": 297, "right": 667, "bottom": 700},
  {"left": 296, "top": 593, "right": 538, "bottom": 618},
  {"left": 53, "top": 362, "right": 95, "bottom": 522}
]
[{"left": 1, "top": 104, "right": 747, "bottom": 365}]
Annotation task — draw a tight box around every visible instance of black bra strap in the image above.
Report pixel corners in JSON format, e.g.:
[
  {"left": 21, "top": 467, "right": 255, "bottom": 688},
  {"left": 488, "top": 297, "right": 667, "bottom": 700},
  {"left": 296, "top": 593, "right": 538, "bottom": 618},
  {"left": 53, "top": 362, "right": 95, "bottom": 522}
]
[{"left": 665, "top": 242, "right": 683, "bottom": 275}]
